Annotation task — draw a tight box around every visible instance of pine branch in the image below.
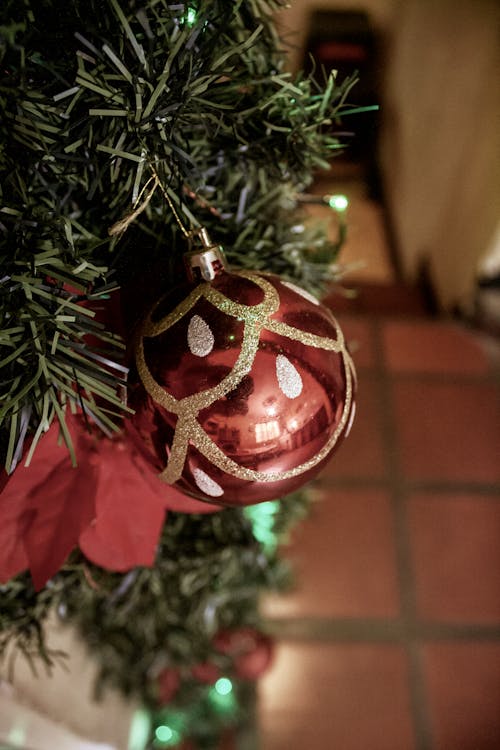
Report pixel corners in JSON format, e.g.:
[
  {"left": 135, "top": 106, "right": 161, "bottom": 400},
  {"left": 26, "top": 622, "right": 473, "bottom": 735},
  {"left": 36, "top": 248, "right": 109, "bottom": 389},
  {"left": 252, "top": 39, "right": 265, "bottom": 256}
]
[{"left": 0, "top": 212, "right": 129, "bottom": 470}]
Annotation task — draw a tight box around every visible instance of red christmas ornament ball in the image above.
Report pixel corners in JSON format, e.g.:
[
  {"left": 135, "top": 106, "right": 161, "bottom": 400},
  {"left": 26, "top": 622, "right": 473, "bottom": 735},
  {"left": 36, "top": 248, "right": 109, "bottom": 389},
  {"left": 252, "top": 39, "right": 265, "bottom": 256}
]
[
  {"left": 214, "top": 627, "right": 275, "bottom": 680},
  {"left": 157, "top": 667, "right": 181, "bottom": 705},
  {"left": 134, "top": 268, "right": 355, "bottom": 507},
  {"left": 190, "top": 661, "right": 221, "bottom": 685}
]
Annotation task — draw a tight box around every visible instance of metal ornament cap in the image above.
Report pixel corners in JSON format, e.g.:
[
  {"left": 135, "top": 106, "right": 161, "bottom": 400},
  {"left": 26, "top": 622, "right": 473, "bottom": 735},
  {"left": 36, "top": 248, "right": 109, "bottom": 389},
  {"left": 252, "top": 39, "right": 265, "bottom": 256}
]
[{"left": 183, "top": 227, "right": 227, "bottom": 282}]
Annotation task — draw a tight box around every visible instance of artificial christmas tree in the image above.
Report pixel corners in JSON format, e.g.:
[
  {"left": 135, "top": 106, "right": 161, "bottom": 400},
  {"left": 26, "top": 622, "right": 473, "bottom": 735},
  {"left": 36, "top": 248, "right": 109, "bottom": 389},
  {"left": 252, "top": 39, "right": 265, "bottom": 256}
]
[{"left": 0, "top": 1, "right": 363, "bottom": 746}]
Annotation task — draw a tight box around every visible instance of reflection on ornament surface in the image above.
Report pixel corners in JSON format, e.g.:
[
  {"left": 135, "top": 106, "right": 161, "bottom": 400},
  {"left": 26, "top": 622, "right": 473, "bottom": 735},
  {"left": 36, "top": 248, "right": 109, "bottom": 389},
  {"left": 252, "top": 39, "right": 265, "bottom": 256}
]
[{"left": 134, "top": 270, "right": 356, "bottom": 506}]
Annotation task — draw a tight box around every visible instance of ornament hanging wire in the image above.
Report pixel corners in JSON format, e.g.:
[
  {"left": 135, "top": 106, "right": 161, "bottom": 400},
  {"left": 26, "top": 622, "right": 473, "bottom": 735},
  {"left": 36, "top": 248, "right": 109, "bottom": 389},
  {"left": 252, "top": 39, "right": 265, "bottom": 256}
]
[{"left": 108, "top": 164, "right": 220, "bottom": 267}]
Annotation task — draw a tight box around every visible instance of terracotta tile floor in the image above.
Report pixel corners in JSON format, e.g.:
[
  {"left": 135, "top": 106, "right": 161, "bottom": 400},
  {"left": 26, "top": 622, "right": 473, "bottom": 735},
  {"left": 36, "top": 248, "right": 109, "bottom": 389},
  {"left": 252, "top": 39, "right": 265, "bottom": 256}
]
[{"left": 259, "top": 297, "right": 500, "bottom": 749}]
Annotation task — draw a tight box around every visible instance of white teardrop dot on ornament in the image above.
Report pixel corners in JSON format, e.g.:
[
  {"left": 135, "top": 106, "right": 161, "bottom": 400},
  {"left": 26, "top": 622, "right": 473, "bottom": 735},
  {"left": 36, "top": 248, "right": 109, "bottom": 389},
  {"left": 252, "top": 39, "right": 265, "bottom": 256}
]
[
  {"left": 276, "top": 354, "right": 303, "bottom": 399},
  {"left": 187, "top": 315, "right": 214, "bottom": 357},
  {"left": 345, "top": 401, "right": 356, "bottom": 437},
  {"left": 193, "top": 467, "right": 224, "bottom": 497},
  {"left": 281, "top": 280, "right": 319, "bottom": 305}
]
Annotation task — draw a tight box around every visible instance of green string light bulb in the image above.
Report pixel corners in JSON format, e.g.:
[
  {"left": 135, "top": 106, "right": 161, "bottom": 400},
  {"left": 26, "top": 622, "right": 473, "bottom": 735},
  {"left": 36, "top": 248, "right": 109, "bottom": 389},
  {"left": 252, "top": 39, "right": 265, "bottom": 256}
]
[
  {"left": 151, "top": 710, "right": 185, "bottom": 748},
  {"left": 209, "top": 678, "right": 237, "bottom": 715},
  {"left": 153, "top": 724, "right": 181, "bottom": 748},
  {"left": 186, "top": 7, "right": 197, "bottom": 26},
  {"left": 328, "top": 194, "right": 349, "bottom": 212},
  {"left": 214, "top": 677, "right": 233, "bottom": 696},
  {"left": 128, "top": 709, "right": 152, "bottom": 750},
  {"left": 244, "top": 500, "right": 280, "bottom": 552}
]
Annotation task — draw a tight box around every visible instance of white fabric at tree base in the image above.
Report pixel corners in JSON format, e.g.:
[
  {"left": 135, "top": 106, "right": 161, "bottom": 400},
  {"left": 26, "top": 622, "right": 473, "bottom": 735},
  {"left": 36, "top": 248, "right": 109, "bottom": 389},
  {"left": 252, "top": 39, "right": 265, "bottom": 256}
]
[{"left": 0, "top": 614, "right": 139, "bottom": 750}]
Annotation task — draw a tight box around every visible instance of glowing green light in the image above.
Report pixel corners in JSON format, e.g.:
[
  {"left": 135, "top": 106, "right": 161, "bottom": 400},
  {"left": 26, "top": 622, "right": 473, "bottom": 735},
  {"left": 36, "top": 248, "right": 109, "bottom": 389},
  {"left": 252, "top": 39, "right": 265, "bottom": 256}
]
[
  {"left": 186, "top": 7, "right": 197, "bottom": 25},
  {"left": 154, "top": 724, "right": 181, "bottom": 748},
  {"left": 215, "top": 677, "right": 233, "bottom": 695},
  {"left": 257, "top": 500, "right": 279, "bottom": 516},
  {"left": 8, "top": 725, "right": 26, "bottom": 746},
  {"left": 244, "top": 500, "right": 280, "bottom": 551},
  {"left": 328, "top": 194, "right": 349, "bottom": 212},
  {"left": 245, "top": 500, "right": 279, "bottom": 521},
  {"left": 156, "top": 726, "right": 173, "bottom": 743},
  {"left": 128, "top": 709, "right": 151, "bottom": 750},
  {"left": 209, "top": 684, "right": 238, "bottom": 715}
]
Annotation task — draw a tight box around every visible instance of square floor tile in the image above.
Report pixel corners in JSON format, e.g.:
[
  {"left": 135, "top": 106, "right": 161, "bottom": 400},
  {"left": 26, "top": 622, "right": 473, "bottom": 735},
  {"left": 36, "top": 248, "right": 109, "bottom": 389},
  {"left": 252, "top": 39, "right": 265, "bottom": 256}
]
[
  {"left": 259, "top": 642, "right": 415, "bottom": 750},
  {"left": 422, "top": 642, "right": 500, "bottom": 750},
  {"left": 320, "top": 375, "right": 387, "bottom": 481},
  {"left": 262, "top": 488, "right": 400, "bottom": 618},
  {"left": 393, "top": 380, "right": 500, "bottom": 483},
  {"left": 382, "top": 321, "right": 492, "bottom": 375},
  {"left": 408, "top": 492, "right": 500, "bottom": 623}
]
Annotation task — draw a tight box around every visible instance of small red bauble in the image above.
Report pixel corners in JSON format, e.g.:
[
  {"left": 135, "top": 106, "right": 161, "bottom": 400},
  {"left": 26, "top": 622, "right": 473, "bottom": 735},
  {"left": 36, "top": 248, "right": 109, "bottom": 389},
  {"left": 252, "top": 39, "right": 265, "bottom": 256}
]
[
  {"left": 190, "top": 661, "right": 221, "bottom": 685},
  {"left": 214, "top": 628, "right": 274, "bottom": 680},
  {"left": 134, "top": 265, "right": 355, "bottom": 507},
  {"left": 157, "top": 667, "right": 181, "bottom": 704}
]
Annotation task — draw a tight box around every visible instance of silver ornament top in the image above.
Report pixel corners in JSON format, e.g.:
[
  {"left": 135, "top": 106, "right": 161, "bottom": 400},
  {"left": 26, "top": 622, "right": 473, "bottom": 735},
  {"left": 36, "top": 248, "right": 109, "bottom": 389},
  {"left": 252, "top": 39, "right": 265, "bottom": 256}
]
[{"left": 184, "top": 227, "right": 227, "bottom": 282}]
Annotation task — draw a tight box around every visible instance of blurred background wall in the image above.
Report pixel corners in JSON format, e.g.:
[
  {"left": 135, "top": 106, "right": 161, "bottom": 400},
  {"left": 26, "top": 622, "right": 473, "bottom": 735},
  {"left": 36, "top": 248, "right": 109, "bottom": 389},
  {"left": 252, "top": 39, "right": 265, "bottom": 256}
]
[{"left": 277, "top": 0, "right": 500, "bottom": 314}]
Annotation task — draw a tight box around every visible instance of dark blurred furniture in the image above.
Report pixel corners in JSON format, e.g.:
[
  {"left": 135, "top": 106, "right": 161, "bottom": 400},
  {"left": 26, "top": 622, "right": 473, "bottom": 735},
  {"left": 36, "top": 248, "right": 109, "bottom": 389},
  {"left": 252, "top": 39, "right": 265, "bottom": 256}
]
[{"left": 304, "top": 10, "right": 379, "bottom": 176}]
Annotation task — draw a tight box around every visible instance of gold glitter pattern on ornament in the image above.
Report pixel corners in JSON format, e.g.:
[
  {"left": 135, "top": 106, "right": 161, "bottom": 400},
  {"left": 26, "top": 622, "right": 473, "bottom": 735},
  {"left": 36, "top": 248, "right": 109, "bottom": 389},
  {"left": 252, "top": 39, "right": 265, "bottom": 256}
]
[
  {"left": 266, "top": 318, "right": 344, "bottom": 351},
  {"left": 136, "top": 271, "right": 355, "bottom": 485}
]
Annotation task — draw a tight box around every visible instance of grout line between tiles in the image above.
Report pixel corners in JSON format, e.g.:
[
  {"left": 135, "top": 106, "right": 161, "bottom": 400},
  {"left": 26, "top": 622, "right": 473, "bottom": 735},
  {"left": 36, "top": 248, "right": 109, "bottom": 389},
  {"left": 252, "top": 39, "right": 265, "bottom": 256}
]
[
  {"left": 348, "top": 363, "right": 500, "bottom": 384},
  {"left": 315, "top": 475, "right": 500, "bottom": 499},
  {"left": 262, "top": 617, "right": 500, "bottom": 643},
  {"left": 407, "top": 642, "right": 434, "bottom": 750},
  {"left": 386, "top": 370, "right": 500, "bottom": 385},
  {"left": 263, "top": 617, "right": 407, "bottom": 642},
  {"left": 400, "top": 480, "right": 500, "bottom": 497},
  {"left": 372, "top": 317, "right": 434, "bottom": 750}
]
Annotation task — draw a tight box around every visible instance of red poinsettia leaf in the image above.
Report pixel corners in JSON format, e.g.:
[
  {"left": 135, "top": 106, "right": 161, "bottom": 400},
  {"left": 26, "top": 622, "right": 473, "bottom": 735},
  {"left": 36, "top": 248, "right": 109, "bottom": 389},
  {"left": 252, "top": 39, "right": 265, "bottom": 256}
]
[
  {"left": 24, "top": 455, "right": 97, "bottom": 591},
  {"left": 79, "top": 441, "right": 167, "bottom": 571},
  {"left": 0, "top": 420, "right": 88, "bottom": 586},
  {"left": 0, "top": 470, "right": 30, "bottom": 582},
  {"left": 162, "top": 485, "right": 222, "bottom": 514}
]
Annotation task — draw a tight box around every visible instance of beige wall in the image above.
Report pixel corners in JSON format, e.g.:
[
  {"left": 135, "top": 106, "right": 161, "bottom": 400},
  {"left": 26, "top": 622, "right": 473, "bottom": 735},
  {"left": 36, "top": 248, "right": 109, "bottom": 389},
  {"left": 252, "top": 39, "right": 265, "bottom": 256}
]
[
  {"left": 278, "top": 0, "right": 500, "bottom": 311},
  {"left": 379, "top": 0, "right": 500, "bottom": 311}
]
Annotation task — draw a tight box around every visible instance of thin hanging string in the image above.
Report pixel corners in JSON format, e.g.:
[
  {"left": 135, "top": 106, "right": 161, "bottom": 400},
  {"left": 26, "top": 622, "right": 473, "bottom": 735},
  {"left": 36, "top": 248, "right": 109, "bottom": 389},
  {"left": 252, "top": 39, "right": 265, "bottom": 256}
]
[
  {"left": 148, "top": 165, "right": 191, "bottom": 239},
  {"left": 108, "top": 174, "right": 159, "bottom": 237},
  {"left": 108, "top": 165, "right": 193, "bottom": 238}
]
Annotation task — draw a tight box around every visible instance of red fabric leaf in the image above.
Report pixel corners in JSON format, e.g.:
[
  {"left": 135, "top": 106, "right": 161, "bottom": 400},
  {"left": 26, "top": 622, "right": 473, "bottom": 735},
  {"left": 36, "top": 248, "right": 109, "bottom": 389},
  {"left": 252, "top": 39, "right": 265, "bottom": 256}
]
[
  {"left": 0, "top": 420, "right": 97, "bottom": 589},
  {"left": 0, "top": 470, "right": 30, "bottom": 582},
  {"left": 162, "top": 484, "right": 222, "bottom": 514},
  {"left": 24, "top": 456, "right": 97, "bottom": 590},
  {"left": 79, "top": 440, "right": 167, "bottom": 571},
  {"left": 1, "top": 409, "right": 222, "bottom": 588}
]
